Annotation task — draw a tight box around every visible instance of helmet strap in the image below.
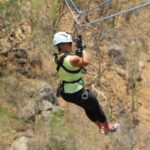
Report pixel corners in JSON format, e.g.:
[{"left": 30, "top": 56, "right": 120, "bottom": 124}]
[{"left": 58, "top": 47, "right": 62, "bottom": 52}]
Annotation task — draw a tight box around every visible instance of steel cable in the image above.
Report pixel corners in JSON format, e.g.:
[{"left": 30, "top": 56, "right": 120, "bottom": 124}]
[
  {"left": 79, "top": 1, "right": 150, "bottom": 27},
  {"left": 64, "top": 0, "right": 150, "bottom": 28},
  {"left": 69, "top": 0, "right": 112, "bottom": 16}
]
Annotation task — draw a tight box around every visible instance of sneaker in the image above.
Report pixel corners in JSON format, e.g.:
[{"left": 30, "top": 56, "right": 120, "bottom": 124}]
[{"left": 100, "top": 123, "right": 120, "bottom": 135}]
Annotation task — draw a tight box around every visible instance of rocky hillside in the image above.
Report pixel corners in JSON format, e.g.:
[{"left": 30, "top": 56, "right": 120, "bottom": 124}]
[{"left": 0, "top": 0, "right": 150, "bottom": 150}]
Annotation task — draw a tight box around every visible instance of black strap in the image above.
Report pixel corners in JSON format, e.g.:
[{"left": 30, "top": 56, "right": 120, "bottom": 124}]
[
  {"left": 62, "top": 78, "right": 82, "bottom": 84},
  {"left": 59, "top": 64, "right": 81, "bottom": 73},
  {"left": 54, "top": 53, "right": 81, "bottom": 74}
]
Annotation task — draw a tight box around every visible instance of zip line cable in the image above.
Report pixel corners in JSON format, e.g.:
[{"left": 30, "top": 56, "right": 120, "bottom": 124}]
[
  {"left": 64, "top": 0, "right": 80, "bottom": 25},
  {"left": 80, "top": 1, "right": 150, "bottom": 27},
  {"left": 80, "top": 0, "right": 112, "bottom": 16},
  {"left": 69, "top": 0, "right": 81, "bottom": 13},
  {"left": 64, "top": 1, "right": 150, "bottom": 28},
  {"left": 69, "top": 0, "right": 112, "bottom": 16},
  {"left": 65, "top": 0, "right": 111, "bottom": 25}
]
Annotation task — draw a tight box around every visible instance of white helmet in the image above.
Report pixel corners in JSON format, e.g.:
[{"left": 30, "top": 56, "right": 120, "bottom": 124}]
[{"left": 53, "top": 32, "right": 73, "bottom": 45}]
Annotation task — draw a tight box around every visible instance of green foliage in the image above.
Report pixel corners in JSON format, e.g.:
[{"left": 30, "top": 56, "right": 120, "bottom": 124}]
[
  {"left": 49, "top": 108, "right": 64, "bottom": 129},
  {"left": 0, "top": 0, "right": 62, "bottom": 51},
  {"left": 0, "top": 104, "right": 26, "bottom": 147},
  {"left": 47, "top": 138, "right": 78, "bottom": 150},
  {"left": 0, "top": 105, "right": 11, "bottom": 117},
  {"left": 29, "top": 0, "right": 61, "bottom": 52},
  {"left": 47, "top": 131, "right": 78, "bottom": 150},
  {"left": 0, "top": 74, "right": 24, "bottom": 107},
  {"left": 112, "top": 0, "right": 120, "bottom": 9},
  {"left": 0, "top": 0, "right": 19, "bottom": 12},
  {"left": 46, "top": 108, "right": 79, "bottom": 150},
  {"left": 0, "top": 105, "right": 12, "bottom": 134},
  {"left": 31, "top": 107, "right": 78, "bottom": 150},
  {"left": 30, "top": 0, "right": 44, "bottom": 10},
  {"left": 128, "top": 40, "right": 140, "bottom": 111},
  {"left": 0, "top": 0, "right": 21, "bottom": 36},
  {"left": 50, "top": 0, "right": 61, "bottom": 27}
]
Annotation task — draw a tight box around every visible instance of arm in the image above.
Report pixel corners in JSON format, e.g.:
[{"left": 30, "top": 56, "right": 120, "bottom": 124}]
[{"left": 70, "top": 51, "right": 90, "bottom": 67}]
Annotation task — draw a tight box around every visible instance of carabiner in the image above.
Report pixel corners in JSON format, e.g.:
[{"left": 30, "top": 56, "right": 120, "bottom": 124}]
[{"left": 82, "top": 89, "right": 89, "bottom": 100}]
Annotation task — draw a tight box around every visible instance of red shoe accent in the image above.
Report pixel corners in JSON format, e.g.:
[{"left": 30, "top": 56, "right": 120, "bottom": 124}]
[{"left": 99, "top": 123, "right": 120, "bottom": 135}]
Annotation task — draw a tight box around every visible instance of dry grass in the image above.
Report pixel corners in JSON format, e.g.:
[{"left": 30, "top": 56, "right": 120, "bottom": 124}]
[{"left": 0, "top": 0, "right": 150, "bottom": 149}]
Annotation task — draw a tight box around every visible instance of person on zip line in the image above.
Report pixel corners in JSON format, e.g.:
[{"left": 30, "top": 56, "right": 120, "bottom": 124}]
[{"left": 53, "top": 31, "right": 120, "bottom": 135}]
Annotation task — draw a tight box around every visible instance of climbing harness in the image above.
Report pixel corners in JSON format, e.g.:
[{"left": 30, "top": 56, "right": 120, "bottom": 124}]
[
  {"left": 54, "top": 53, "right": 84, "bottom": 97},
  {"left": 56, "top": 78, "right": 84, "bottom": 97}
]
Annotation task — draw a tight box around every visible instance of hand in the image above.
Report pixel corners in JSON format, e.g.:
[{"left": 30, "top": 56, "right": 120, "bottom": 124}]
[{"left": 75, "top": 48, "right": 83, "bottom": 57}]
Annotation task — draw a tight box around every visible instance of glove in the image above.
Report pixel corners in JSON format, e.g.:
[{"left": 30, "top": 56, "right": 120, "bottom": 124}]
[{"left": 75, "top": 48, "right": 83, "bottom": 57}]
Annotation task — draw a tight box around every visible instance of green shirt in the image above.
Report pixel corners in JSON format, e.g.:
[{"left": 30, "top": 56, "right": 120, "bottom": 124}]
[{"left": 55, "top": 55, "right": 84, "bottom": 93}]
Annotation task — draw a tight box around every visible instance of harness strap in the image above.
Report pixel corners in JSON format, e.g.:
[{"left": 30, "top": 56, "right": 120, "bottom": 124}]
[
  {"left": 59, "top": 64, "right": 81, "bottom": 74},
  {"left": 62, "top": 78, "right": 82, "bottom": 84},
  {"left": 56, "top": 78, "right": 83, "bottom": 97},
  {"left": 54, "top": 53, "right": 81, "bottom": 74}
]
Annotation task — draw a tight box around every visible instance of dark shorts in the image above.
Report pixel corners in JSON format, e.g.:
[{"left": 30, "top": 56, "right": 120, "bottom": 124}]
[{"left": 61, "top": 88, "right": 107, "bottom": 123}]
